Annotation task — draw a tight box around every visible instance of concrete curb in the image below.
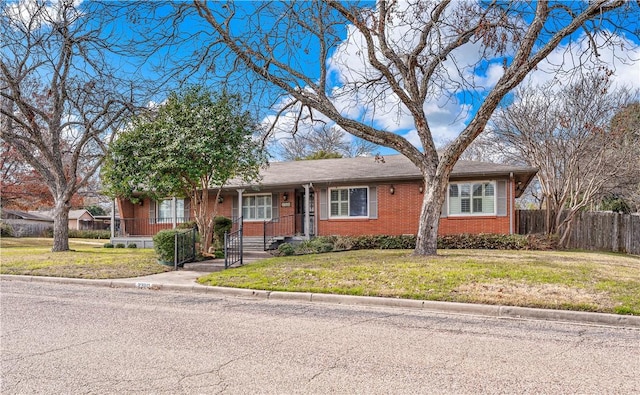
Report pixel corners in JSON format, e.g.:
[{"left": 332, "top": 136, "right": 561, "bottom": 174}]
[{"left": 3, "top": 274, "right": 639, "bottom": 329}]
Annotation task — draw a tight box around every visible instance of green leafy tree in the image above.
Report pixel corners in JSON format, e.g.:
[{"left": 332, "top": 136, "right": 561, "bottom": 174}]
[
  {"left": 102, "top": 86, "right": 265, "bottom": 254},
  {"left": 303, "top": 150, "right": 343, "bottom": 160},
  {"left": 84, "top": 205, "right": 106, "bottom": 216}
]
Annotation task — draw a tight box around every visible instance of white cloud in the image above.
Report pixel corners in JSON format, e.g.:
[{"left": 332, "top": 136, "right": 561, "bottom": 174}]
[
  {"left": 523, "top": 31, "right": 640, "bottom": 91},
  {"left": 264, "top": 2, "right": 640, "bottom": 157},
  {"left": 323, "top": 1, "right": 501, "bottom": 148},
  {"left": 4, "top": 0, "right": 83, "bottom": 29},
  {"left": 401, "top": 129, "right": 421, "bottom": 148}
]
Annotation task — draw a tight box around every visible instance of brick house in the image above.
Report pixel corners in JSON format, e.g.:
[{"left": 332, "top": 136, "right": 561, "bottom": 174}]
[{"left": 111, "top": 155, "right": 536, "bottom": 248}]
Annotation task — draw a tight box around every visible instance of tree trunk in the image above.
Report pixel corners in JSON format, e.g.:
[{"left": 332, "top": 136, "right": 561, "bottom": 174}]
[
  {"left": 558, "top": 220, "right": 574, "bottom": 248},
  {"left": 545, "top": 205, "right": 554, "bottom": 235},
  {"left": 192, "top": 187, "right": 223, "bottom": 256},
  {"left": 414, "top": 179, "right": 446, "bottom": 256},
  {"left": 201, "top": 221, "right": 214, "bottom": 255},
  {"left": 51, "top": 200, "right": 70, "bottom": 252},
  {"left": 194, "top": 213, "right": 213, "bottom": 256}
]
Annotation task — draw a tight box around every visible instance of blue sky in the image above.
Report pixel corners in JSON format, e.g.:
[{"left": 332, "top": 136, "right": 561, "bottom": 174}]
[
  {"left": 6, "top": 0, "right": 640, "bottom": 159},
  {"left": 227, "top": 1, "right": 640, "bottom": 157}
]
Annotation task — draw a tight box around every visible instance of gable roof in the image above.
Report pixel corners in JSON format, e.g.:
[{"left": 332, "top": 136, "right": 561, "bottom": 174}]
[
  {"left": 24, "top": 209, "right": 94, "bottom": 221},
  {"left": 69, "top": 209, "right": 94, "bottom": 220},
  {"left": 227, "top": 155, "right": 537, "bottom": 197},
  {"left": 1, "top": 209, "right": 54, "bottom": 222}
]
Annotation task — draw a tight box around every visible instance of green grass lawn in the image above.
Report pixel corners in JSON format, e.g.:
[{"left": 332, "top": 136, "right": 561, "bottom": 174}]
[
  {"left": 3, "top": 238, "right": 639, "bottom": 315},
  {"left": 0, "top": 237, "right": 170, "bottom": 279},
  {"left": 198, "top": 249, "right": 640, "bottom": 315}
]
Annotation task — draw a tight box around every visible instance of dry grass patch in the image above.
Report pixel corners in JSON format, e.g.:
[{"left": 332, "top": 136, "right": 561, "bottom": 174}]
[
  {"left": 0, "top": 238, "right": 169, "bottom": 279},
  {"left": 455, "top": 281, "right": 615, "bottom": 311}
]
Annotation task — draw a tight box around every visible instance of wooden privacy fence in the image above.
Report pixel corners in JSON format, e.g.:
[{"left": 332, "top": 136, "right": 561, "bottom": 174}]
[
  {"left": 2, "top": 221, "right": 52, "bottom": 237},
  {"left": 517, "top": 210, "right": 640, "bottom": 255}
]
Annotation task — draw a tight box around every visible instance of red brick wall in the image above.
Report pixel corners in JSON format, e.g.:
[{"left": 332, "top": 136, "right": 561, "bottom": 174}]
[
  {"left": 439, "top": 216, "right": 509, "bottom": 235},
  {"left": 316, "top": 181, "right": 512, "bottom": 237},
  {"left": 117, "top": 199, "right": 134, "bottom": 219},
  {"left": 120, "top": 182, "right": 514, "bottom": 237},
  {"left": 317, "top": 183, "right": 420, "bottom": 236}
]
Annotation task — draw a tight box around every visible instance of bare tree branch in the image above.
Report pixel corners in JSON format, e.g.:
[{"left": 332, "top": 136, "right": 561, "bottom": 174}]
[
  {"left": 135, "top": 0, "right": 636, "bottom": 255},
  {"left": 491, "top": 72, "right": 638, "bottom": 246},
  {"left": 0, "top": 0, "right": 144, "bottom": 251}
]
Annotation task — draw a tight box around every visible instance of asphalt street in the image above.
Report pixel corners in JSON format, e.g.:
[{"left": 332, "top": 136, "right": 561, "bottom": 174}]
[{"left": 2, "top": 280, "right": 639, "bottom": 394}]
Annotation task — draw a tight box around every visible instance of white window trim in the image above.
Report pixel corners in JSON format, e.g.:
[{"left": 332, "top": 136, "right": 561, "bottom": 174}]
[
  {"left": 242, "top": 193, "right": 273, "bottom": 222},
  {"left": 156, "top": 199, "right": 172, "bottom": 224},
  {"left": 153, "top": 198, "right": 186, "bottom": 224},
  {"left": 448, "top": 181, "right": 497, "bottom": 216},
  {"left": 328, "top": 186, "right": 369, "bottom": 219}
]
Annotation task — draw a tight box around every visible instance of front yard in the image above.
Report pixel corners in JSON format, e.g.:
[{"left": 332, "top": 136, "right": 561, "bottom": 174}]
[
  {"left": 2, "top": 238, "right": 639, "bottom": 315},
  {"left": 198, "top": 249, "right": 640, "bottom": 315},
  {"left": 0, "top": 238, "right": 170, "bottom": 279}
]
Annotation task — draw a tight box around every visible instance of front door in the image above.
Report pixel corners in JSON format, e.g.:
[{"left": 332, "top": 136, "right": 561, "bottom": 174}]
[{"left": 295, "top": 190, "right": 315, "bottom": 236}]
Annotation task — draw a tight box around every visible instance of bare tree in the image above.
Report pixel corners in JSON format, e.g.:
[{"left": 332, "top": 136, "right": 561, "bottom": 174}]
[
  {"left": 278, "top": 124, "right": 377, "bottom": 160},
  {"left": 1, "top": 1, "right": 139, "bottom": 251},
  {"left": 491, "top": 73, "right": 638, "bottom": 246},
  {"left": 147, "top": 1, "right": 635, "bottom": 255},
  {"left": 604, "top": 102, "right": 640, "bottom": 212}
]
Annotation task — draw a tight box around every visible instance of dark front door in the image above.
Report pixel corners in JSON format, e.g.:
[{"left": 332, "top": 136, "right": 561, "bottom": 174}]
[{"left": 296, "top": 190, "right": 315, "bottom": 236}]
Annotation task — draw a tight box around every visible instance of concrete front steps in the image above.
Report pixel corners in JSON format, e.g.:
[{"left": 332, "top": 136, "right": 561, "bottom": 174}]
[{"left": 241, "top": 236, "right": 267, "bottom": 252}]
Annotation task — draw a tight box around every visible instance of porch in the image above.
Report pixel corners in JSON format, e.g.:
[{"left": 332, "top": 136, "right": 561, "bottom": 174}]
[
  {"left": 109, "top": 215, "right": 313, "bottom": 251},
  {"left": 263, "top": 213, "right": 315, "bottom": 250},
  {"left": 109, "top": 217, "right": 191, "bottom": 249},
  {"left": 111, "top": 184, "right": 317, "bottom": 250}
]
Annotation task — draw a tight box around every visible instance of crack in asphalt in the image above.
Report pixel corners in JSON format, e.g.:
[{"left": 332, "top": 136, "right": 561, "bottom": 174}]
[
  {"left": 2, "top": 337, "right": 110, "bottom": 363},
  {"left": 307, "top": 344, "right": 359, "bottom": 384},
  {"left": 174, "top": 308, "right": 401, "bottom": 391}
]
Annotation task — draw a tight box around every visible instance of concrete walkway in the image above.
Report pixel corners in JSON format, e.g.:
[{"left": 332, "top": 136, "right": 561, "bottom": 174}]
[
  {"left": 2, "top": 250, "right": 639, "bottom": 329},
  {"left": 121, "top": 250, "right": 271, "bottom": 286}
]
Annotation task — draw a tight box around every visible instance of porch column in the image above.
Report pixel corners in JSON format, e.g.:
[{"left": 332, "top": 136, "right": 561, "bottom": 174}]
[
  {"left": 172, "top": 197, "right": 177, "bottom": 229},
  {"left": 303, "top": 183, "right": 310, "bottom": 240},
  {"left": 509, "top": 173, "right": 514, "bottom": 235},
  {"left": 110, "top": 198, "right": 116, "bottom": 239},
  {"left": 236, "top": 189, "right": 244, "bottom": 220}
]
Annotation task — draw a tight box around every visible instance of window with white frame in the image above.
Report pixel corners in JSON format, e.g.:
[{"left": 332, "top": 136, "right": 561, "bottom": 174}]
[
  {"left": 242, "top": 194, "right": 272, "bottom": 220},
  {"left": 449, "top": 182, "right": 495, "bottom": 215},
  {"left": 156, "top": 199, "right": 185, "bottom": 223},
  {"left": 330, "top": 187, "right": 368, "bottom": 218}
]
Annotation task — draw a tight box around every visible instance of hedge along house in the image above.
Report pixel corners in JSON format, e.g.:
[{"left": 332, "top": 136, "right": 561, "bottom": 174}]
[{"left": 110, "top": 155, "right": 537, "bottom": 249}]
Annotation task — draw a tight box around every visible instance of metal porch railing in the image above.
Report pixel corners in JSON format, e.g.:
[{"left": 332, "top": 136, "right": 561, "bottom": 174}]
[
  {"left": 224, "top": 216, "right": 243, "bottom": 269},
  {"left": 263, "top": 214, "right": 295, "bottom": 250},
  {"left": 114, "top": 217, "right": 193, "bottom": 236},
  {"left": 263, "top": 214, "right": 315, "bottom": 250}
]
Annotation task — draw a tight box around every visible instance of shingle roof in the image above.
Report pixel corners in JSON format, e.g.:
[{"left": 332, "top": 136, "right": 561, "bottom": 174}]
[
  {"left": 2, "top": 209, "right": 53, "bottom": 222},
  {"left": 23, "top": 209, "right": 93, "bottom": 220},
  {"left": 226, "top": 154, "right": 537, "bottom": 197},
  {"left": 69, "top": 209, "right": 93, "bottom": 220}
]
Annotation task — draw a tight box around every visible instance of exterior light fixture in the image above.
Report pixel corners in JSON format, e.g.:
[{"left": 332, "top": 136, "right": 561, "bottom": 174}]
[
  {"left": 419, "top": 185, "right": 424, "bottom": 193},
  {"left": 217, "top": 196, "right": 224, "bottom": 203},
  {"left": 283, "top": 192, "right": 288, "bottom": 201},
  {"left": 389, "top": 185, "right": 395, "bottom": 195}
]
